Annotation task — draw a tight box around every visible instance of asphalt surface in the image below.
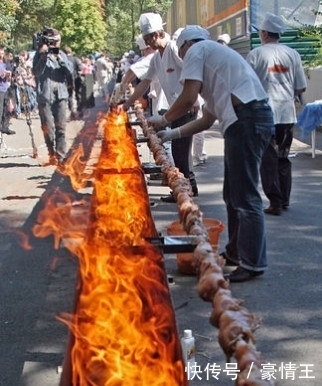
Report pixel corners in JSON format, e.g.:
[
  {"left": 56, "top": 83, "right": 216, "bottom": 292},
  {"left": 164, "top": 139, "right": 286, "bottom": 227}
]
[{"left": 0, "top": 96, "right": 321, "bottom": 386}]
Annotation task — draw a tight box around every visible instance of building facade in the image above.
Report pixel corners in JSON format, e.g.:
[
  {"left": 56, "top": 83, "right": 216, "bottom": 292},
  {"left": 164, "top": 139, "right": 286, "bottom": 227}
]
[{"left": 165, "top": 0, "right": 320, "bottom": 57}]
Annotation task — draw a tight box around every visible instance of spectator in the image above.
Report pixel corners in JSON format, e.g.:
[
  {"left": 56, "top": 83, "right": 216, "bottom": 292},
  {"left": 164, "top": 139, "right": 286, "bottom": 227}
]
[
  {"left": 80, "top": 56, "right": 93, "bottom": 75},
  {"left": 32, "top": 27, "right": 73, "bottom": 166},
  {"left": 105, "top": 61, "right": 117, "bottom": 106},
  {"left": 63, "top": 46, "right": 82, "bottom": 120},
  {"left": 0, "top": 45, "right": 15, "bottom": 135},
  {"left": 95, "top": 53, "right": 111, "bottom": 97},
  {"left": 148, "top": 25, "right": 274, "bottom": 282},
  {"left": 246, "top": 13, "right": 307, "bottom": 215}
]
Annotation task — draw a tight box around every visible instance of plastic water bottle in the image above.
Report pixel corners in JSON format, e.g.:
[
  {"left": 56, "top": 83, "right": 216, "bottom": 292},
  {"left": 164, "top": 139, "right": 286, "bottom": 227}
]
[{"left": 181, "top": 329, "right": 196, "bottom": 377}]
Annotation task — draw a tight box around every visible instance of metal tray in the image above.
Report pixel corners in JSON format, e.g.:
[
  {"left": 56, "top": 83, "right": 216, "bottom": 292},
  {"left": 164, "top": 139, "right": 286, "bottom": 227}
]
[{"left": 145, "top": 235, "right": 198, "bottom": 253}]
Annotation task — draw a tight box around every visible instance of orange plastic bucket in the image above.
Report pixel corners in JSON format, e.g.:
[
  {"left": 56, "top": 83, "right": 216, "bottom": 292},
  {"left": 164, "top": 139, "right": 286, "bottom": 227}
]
[{"left": 167, "top": 218, "right": 224, "bottom": 275}]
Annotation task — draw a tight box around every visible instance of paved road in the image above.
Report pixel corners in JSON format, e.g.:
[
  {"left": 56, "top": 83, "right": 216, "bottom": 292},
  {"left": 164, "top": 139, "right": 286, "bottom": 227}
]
[{"left": 0, "top": 97, "right": 321, "bottom": 386}]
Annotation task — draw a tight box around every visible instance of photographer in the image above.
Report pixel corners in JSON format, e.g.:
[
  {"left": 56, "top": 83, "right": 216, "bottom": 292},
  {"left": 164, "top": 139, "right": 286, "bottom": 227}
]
[
  {"left": 63, "top": 46, "right": 82, "bottom": 120},
  {"left": 32, "top": 27, "right": 73, "bottom": 166}
]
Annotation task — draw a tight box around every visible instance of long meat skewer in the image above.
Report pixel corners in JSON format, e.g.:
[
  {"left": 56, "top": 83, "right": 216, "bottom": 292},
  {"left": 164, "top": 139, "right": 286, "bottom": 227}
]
[{"left": 132, "top": 104, "right": 275, "bottom": 386}]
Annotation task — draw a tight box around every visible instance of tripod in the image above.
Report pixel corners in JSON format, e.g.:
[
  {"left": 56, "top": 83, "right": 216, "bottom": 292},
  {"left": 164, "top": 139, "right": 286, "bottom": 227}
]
[{"left": 19, "top": 80, "right": 38, "bottom": 158}]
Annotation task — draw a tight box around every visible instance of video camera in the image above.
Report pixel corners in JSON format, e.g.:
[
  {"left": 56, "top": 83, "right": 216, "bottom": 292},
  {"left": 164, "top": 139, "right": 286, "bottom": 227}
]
[{"left": 33, "top": 26, "right": 60, "bottom": 52}]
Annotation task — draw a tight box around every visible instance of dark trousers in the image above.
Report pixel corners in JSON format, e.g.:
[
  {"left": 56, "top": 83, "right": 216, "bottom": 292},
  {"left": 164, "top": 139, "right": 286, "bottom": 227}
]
[
  {"left": 74, "top": 77, "right": 82, "bottom": 112},
  {"left": 67, "top": 87, "right": 75, "bottom": 114},
  {"left": 171, "top": 112, "right": 198, "bottom": 195},
  {"left": 38, "top": 98, "right": 67, "bottom": 161},
  {"left": 260, "top": 123, "right": 293, "bottom": 208},
  {"left": 223, "top": 101, "right": 273, "bottom": 270},
  {"left": 0, "top": 90, "right": 11, "bottom": 132}
]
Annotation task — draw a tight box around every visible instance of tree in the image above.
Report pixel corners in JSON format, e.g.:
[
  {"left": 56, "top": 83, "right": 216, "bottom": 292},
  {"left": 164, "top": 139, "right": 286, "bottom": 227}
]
[
  {"left": 12, "top": 0, "right": 55, "bottom": 51},
  {"left": 53, "top": 0, "right": 107, "bottom": 55},
  {"left": 295, "top": 7, "right": 322, "bottom": 69},
  {"left": 105, "top": 0, "right": 172, "bottom": 58},
  {"left": 0, "top": 0, "right": 21, "bottom": 45},
  {"left": 298, "top": 25, "right": 322, "bottom": 68},
  {"left": 1, "top": 0, "right": 172, "bottom": 56}
]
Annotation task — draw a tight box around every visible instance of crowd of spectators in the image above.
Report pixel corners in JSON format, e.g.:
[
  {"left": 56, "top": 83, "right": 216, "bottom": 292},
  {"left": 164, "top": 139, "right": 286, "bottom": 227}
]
[{"left": 0, "top": 43, "right": 145, "bottom": 138}]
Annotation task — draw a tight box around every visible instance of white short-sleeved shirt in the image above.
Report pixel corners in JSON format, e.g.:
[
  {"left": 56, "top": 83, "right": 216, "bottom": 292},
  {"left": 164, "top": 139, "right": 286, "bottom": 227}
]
[
  {"left": 180, "top": 40, "right": 268, "bottom": 132},
  {"left": 130, "top": 53, "right": 153, "bottom": 79},
  {"left": 142, "top": 40, "right": 183, "bottom": 107},
  {"left": 130, "top": 53, "right": 168, "bottom": 113},
  {"left": 246, "top": 43, "right": 307, "bottom": 124}
]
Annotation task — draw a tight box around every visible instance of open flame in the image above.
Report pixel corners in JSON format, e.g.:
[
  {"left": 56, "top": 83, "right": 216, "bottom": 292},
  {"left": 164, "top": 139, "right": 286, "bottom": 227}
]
[{"left": 32, "top": 110, "right": 187, "bottom": 385}]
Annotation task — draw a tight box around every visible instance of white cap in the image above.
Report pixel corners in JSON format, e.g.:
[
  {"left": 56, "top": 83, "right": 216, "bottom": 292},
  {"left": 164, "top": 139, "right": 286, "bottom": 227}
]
[
  {"left": 139, "top": 12, "right": 164, "bottom": 36},
  {"left": 217, "top": 33, "right": 231, "bottom": 45},
  {"left": 183, "top": 329, "right": 192, "bottom": 339},
  {"left": 172, "top": 27, "right": 184, "bottom": 41},
  {"left": 176, "top": 25, "right": 210, "bottom": 50},
  {"left": 259, "top": 12, "right": 286, "bottom": 34},
  {"left": 136, "top": 34, "right": 148, "bottom": 50}
]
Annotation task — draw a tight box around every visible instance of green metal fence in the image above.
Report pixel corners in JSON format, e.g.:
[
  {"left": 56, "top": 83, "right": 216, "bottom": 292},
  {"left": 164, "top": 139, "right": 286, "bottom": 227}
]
[{"left": 250, "top": 29, "right": 321, "bottom": 65}]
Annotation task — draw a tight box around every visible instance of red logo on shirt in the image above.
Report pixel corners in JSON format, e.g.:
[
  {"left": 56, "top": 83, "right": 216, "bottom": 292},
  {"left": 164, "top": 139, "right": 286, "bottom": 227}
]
[
  {"left": 268, "top": 64, "right": 289, "bottom": 73},
  {"left": 166, "top": 68, "right": 175, "bottom": 73}
]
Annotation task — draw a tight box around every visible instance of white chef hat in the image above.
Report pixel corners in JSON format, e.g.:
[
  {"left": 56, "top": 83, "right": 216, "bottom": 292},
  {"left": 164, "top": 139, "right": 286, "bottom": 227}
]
[
  {"left": 217, "top": 33, "right": 231, "bottom": 45},
  {"left": 139, "top": 13, "right": 164, "bottom": 36},
  {"left": 259, "top": 12, "right": 286, "bottom": 34},
  {"left": 172, "top": 27, "right": 184, "bottom": 41},
  {"left": 136, "top": 34, "right": 148, "bottom": 50},
  {"left": 176, "top": 25, "right": 210, "bottom": 50}
]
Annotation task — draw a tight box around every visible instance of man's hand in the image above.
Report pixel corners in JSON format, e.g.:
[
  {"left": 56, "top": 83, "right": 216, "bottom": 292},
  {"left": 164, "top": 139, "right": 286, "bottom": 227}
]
[
  {"left": 38, "top": 44, "right": 49, "bottom": 54},
  {"left": 157, "top": 127, "right": 181, "bottom": 143},
  {"left": 114, "top": 102, "right": 126, "bottom": 113},
  {"left": 122, "top": 101, "right": 131, "bottom": 111},
  {"left": 147, "top": 114, "right": 168, "bottom": 128}
]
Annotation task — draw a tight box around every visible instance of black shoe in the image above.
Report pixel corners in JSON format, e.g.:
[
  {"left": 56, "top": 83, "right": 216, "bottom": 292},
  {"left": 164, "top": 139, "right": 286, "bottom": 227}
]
[
  {"left": 264, "top": 206, "right": 282, "bottom": 216},
  {"left": 1, "top": 129, "right": 16, "bottom": 135},
  {"left": 160, "top": 193, "right": 176, "bottom": 203},
  {"left": 220, "top": 252, "right": 240, "bottom": 266},
  {"left": 282, "top": 202, "right": 289, "bottom": 210},
  {"left": 224, "top": 266, "right": 264, "bottom": 283}
]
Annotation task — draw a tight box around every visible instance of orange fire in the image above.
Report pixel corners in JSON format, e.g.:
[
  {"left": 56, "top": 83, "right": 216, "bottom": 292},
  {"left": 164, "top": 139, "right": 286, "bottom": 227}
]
[{"left": 32, "top": 110, "right": 187, "bottom": 385}]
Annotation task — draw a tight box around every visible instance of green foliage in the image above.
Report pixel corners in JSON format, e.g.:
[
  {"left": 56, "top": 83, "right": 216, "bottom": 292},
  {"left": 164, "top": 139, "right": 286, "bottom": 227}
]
[
  {"left": 298, "top": 24, "right": 322, "bottom": 68},
  {"left": 292, "top": 7, "right": 322, "bottom": 68},
  {"left": 12, "top": 0, "right": 55, "bottom": 51},
  {"left": 0, "top": 0, "right": 20, "bottom": 15},
  {"left": 105, "top": 0, "right": 173, "bottom": 58},
  {"left": 54, "top": 0, "right": 107, "bottom": 55},
  {"left": 1, "top": 0, "right": 172, "bottom": 56},
  {"left": 0, "top": 0, "right": 20, "bottom": 45}
]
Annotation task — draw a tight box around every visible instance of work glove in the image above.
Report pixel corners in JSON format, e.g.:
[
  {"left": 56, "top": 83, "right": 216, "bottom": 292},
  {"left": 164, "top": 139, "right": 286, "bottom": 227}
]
[
  {"left": 157, "top": 127, "right": 181, "bottom": 143},
  {"left": 147, "top": 114, "right": 168, "bottom": 128}
]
